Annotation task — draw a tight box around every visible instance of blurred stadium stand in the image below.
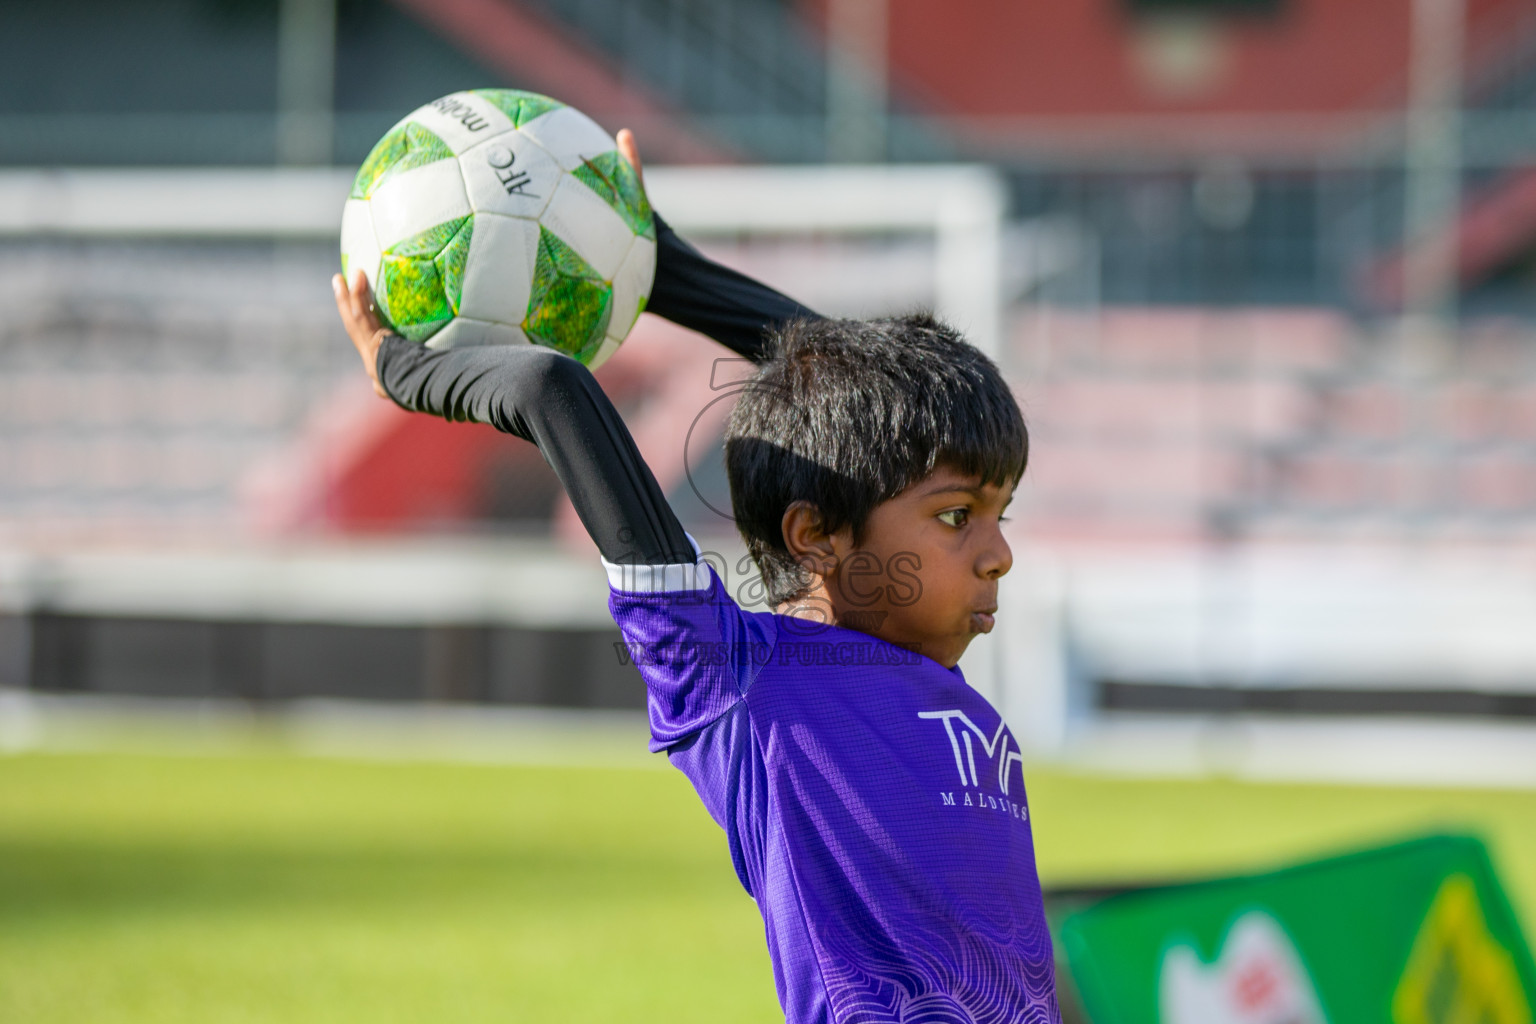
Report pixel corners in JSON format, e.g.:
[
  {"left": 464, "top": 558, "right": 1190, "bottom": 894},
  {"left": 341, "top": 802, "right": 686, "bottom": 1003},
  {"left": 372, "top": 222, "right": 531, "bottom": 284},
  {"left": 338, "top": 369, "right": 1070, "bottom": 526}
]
[
  {"left": 1017, "top": 307, "right": 1536, "bottom": 541},
  {"left": 6, "top": 0, "right": 1536, "bottom": 759},
  {"left": 0, "top": 239, "right": 353, "bottom": 534}
]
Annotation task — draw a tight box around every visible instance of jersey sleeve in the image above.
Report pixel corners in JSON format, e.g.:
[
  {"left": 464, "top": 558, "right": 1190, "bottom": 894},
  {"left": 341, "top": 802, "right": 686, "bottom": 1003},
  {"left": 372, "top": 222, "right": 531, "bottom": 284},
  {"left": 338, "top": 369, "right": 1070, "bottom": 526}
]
[
  {"left": 647, "top": 213, "right": 823, "bottom": 364},
  {"left": 606, "top": 548, "right": 776, "bottom": 751}
]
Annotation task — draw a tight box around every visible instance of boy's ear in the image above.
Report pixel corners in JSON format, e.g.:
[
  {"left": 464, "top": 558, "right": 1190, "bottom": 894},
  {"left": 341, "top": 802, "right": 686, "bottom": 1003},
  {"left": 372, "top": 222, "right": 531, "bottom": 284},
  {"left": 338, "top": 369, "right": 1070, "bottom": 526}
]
[{"left": 782, "top": 501, "right": 838, "bottom": 577}]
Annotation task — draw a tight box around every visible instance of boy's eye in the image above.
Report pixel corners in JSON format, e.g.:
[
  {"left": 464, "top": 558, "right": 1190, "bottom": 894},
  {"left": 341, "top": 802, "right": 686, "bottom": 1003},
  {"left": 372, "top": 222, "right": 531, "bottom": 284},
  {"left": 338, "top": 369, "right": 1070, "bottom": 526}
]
[{"left": 937, "top": 508, "right": 969, "bottom": 528}]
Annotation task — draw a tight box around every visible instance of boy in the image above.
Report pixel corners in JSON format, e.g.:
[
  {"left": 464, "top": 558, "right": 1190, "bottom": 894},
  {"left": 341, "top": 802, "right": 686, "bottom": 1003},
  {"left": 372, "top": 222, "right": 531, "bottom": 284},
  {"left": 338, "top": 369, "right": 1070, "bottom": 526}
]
[{"left": 332, "top": 132, "right": 1055, "bottom": 1024}]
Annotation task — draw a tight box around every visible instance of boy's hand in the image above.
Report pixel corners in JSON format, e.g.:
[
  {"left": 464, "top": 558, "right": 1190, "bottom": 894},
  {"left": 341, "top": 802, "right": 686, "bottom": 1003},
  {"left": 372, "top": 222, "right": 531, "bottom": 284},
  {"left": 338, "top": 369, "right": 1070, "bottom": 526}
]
[
  {"left": 617, "top": 128, "right": 644, "bottom": 188},
  {"left": 331, "top": 270, "right": 390, "bottom": 398}
]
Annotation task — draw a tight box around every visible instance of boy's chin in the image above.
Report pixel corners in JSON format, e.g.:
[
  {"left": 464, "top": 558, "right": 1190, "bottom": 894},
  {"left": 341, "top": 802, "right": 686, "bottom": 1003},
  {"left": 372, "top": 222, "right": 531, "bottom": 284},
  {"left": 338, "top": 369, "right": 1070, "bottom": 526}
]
[{"left": 931, "top": 632, "right": 978, "bottom": 669}]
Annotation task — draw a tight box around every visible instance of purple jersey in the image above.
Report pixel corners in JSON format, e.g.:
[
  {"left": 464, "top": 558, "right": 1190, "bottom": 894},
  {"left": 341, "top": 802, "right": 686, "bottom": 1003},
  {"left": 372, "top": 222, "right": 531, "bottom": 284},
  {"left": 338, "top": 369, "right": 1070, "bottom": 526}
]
[{"left": 607, "top": 555, "right": 1061, "bottom": 1024}]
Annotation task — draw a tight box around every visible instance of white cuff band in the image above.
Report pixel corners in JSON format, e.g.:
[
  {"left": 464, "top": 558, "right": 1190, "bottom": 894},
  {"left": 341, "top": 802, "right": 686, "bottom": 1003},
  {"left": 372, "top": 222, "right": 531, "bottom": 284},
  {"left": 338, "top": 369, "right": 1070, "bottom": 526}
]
[{"left": 601, "top": 534, "right": 714, "bottom": 593}]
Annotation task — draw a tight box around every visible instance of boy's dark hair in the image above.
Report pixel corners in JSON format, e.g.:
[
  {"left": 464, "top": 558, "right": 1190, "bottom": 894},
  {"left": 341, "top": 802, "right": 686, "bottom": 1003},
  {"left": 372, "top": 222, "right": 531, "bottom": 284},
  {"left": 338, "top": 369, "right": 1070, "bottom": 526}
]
[{"left": 725, "top": 313, "right": 1028, "bottom": 607}]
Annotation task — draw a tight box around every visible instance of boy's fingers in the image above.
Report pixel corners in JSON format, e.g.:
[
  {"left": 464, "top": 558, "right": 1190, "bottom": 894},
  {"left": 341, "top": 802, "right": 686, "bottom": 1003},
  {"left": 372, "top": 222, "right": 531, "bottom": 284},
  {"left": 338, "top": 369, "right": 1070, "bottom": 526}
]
[
  {"left": 339, "top": 274, "right": 361, "bottom": 326},
  {"left": 616, "top": 129, "right": 644, "bottom": 186},
  {"left": 331, "top": 271, "right": 389, "bottom": 398},
  {"left": 346, "top": 270, "right": 383, "bottom": 334},
  {"left": 350, "top": 270, "right": 369, "bottom": 319},
  {"left": 332, "top": 272, "right": 374, "bottom": 348},
  {"left": 332, "top": 273, "right": 363, "bottom": 335}
]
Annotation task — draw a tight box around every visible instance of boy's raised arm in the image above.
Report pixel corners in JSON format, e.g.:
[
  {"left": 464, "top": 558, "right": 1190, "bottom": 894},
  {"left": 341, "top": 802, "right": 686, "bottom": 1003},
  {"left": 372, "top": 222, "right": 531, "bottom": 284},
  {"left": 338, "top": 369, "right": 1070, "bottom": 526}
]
[
  {"left": 646, "top": 213, "right": 821, "bottom": 364},
  {"left": 325, "top": 128, "right": 814, "bottom": 565},
  {"left": 331, "top": 272, "right": 694, "bottom": 568},
  {"left": 617, "top": 129, "right": 820, "bottom": 365}
]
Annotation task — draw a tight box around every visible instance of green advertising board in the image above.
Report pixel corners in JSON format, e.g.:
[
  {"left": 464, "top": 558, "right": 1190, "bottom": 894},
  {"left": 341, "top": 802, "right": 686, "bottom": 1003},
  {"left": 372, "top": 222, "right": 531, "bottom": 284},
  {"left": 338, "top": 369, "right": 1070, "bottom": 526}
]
[{"left": 1059, "top": 834, "right": 1535, "bottom": 1024}]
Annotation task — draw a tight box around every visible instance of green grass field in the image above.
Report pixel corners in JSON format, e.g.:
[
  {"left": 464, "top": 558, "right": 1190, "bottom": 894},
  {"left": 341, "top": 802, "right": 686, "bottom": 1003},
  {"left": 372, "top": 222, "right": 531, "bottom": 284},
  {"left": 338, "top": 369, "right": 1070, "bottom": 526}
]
[{"left": 2, "top": 750, "right": 1533, "bottom": 1023}]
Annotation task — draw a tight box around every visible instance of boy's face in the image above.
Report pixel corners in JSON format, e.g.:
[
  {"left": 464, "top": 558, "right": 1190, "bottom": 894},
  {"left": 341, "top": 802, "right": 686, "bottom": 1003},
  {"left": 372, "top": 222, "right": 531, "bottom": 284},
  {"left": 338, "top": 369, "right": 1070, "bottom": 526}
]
[{"left": 789, "top": 464, "right": 1015, "bottom": 669}]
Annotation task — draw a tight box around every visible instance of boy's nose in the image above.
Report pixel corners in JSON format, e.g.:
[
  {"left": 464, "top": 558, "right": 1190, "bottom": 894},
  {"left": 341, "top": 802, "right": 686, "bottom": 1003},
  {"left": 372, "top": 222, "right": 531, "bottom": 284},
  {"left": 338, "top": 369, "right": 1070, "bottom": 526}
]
[{"left": 978, "top": 528, "right": 1013, "bottom": 580}]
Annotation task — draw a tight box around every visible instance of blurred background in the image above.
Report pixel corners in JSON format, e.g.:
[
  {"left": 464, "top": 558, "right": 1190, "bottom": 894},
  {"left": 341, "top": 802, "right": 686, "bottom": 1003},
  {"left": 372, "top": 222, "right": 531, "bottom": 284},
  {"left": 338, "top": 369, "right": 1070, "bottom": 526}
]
[{"left": 2, "top": 1, "right": 1536, "bottom": 1021}]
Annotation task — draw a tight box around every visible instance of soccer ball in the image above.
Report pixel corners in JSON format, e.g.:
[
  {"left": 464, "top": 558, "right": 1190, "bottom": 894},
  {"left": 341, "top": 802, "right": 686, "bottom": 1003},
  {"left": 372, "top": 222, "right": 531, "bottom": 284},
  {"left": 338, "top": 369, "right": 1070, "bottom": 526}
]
[{"left": 340, "top": 89, "right": 655, "bottom": 369}]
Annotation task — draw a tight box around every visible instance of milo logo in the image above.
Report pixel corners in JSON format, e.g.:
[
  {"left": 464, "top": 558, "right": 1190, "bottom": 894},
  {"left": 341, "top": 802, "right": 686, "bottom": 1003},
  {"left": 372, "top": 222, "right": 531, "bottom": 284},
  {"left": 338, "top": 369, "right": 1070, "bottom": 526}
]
[{"left": 429, "top": 96, "right": 490, "bottom": 133}]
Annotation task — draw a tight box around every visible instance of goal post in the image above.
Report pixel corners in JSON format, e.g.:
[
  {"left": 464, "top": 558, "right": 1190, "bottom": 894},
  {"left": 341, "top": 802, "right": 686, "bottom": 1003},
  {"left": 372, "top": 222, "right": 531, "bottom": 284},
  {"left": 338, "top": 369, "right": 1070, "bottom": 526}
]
[
  {"left": 644, "top": 164, "right": 1008, "bottom": 360},
  {"left": 0, "top": 163, "right": 1031, "bottom": 723}
]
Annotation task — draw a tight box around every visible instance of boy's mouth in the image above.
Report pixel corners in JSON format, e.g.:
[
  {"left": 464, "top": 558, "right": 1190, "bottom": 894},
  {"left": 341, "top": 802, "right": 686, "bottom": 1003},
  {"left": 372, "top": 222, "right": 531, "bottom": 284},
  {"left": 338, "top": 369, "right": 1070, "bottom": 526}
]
[{"left": 970, "top": 607, "right": 997, "bottom": 633}]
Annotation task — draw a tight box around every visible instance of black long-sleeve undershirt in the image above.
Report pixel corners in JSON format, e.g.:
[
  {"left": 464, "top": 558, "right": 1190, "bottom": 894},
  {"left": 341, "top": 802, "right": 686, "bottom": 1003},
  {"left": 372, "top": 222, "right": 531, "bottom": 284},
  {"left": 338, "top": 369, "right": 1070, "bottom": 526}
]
[
  {"left": 645, "top": 216, "right": 818, "bottom": 362},
  {"left": 375, "top": 213, "right": 820, "bottom": 566}
]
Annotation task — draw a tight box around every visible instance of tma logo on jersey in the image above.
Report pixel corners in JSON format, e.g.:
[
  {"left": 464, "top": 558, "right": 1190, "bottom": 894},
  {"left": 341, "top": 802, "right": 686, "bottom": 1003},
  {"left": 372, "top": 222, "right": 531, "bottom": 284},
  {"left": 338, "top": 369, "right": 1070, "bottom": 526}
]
[{"left": 918, "top": 710, "right": 1028, "bottom": 821}]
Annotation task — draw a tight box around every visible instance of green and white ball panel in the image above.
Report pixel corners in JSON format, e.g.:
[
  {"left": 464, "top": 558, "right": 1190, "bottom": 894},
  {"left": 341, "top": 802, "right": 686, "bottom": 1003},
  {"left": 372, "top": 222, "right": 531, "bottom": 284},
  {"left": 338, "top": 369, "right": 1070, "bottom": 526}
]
[
  {"left": 572, "top": 151, "right": 653, "bottom": 240},
  {"left": 349, "top": 122, "right": 456, "bottom": 203},
  {"left": 521, "top": 227, "right": 615, "bottom": 363},
  {"left": 540, "top": 174, "right": 635, "bottom": 280},
  {"left": 367, "top": 159, "right": 472, "bottom": 251},
  {"left": 606, "top": 233, "right": 656, "bottom": 345},
  {"left": 401, "top": 92, "right": 517, "bottom": 155},
  {"left": 472, "top": 88, "right": 565, "bottom": 129},
  {"left": 375, "top": 215, "right": 472, "bottom": 343},
  {"left": 517, "top": 106, "right": 619, "bottom": 172},
  {"left": 338, "top": 199, "right": 382, "bottom": 288},
  {"left": 455, "top": 214, "right": 539, "bottom": 326},
  {"left": 458, "top": 130, "right": 562, "bottom": 221},
  {"left": 425, "top": 317, "right": 529, "bottom": 351}
]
